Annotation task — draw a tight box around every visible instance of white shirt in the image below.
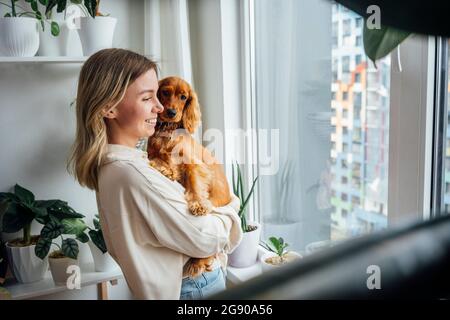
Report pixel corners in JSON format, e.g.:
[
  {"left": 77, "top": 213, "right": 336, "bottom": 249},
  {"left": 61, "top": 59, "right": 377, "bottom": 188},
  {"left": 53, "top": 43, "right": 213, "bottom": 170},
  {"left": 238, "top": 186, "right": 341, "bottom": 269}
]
[{"left": 95, "top": 144, "right": 243, "bottom": 299}]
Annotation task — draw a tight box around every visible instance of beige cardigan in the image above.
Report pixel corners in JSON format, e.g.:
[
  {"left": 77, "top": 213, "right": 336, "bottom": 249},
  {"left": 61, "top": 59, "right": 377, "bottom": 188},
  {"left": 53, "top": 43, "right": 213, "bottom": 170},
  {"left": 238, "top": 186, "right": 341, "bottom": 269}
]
[{"left": 95, "top": 144, "right": 243, "bottom": 299}]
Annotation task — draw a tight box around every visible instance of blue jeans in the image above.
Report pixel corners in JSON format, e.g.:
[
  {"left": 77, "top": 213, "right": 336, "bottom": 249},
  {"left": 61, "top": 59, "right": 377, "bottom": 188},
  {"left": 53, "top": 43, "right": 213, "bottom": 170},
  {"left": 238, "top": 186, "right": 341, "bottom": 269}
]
[{"left": 179, "top": 267, "right": 226, "bottom": 300}]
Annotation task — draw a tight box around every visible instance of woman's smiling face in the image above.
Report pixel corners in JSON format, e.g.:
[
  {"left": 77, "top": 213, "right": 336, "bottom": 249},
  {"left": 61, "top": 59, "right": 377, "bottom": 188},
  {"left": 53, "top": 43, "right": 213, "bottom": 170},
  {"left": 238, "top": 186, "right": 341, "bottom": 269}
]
[{"left": 104, "top": 68, "right": 164, "bottom": 146}]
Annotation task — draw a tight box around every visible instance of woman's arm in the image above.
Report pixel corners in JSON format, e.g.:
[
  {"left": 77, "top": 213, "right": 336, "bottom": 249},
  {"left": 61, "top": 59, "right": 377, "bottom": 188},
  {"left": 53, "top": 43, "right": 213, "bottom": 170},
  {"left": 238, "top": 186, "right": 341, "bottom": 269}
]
[{"left": 102, "top": 160, "right": 243, "bottom": 258}]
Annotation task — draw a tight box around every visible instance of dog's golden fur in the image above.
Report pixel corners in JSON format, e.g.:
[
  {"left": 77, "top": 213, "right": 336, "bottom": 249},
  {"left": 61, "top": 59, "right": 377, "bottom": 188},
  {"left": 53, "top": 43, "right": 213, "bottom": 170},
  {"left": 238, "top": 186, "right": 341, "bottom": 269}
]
[{"left": 147, "top": 76, "right": 231, "bottom": 277}]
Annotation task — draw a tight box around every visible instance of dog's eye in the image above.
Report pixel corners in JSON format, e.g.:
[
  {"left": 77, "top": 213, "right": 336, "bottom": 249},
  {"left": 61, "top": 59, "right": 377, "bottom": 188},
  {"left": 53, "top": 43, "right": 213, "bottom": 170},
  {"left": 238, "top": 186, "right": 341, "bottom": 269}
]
[
  {"left": 162, "top": 90, "right": 170, "bottom": 97},
  {"left": 180, "top": 95, "right": 187, "bottom": 101}
]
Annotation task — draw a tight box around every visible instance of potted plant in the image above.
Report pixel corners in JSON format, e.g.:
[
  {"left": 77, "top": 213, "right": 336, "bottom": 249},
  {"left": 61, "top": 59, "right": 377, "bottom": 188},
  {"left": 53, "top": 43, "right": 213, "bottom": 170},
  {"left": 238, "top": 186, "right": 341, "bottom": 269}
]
[
  {"left": 260, "top": 237, "right": 302, "bottom": 272},
  {"left": 0, "top": 184, "right": 84, "bottom": 283},
  {"left": 36, "top": 0, "right": 81, "bottom": 56},
  {"left": 0, "top": 0, "right": 60, "bottom": 56},
  {"left": 85, "top": 215, "right": 116, "bottom": 272},
  {"left": 35, "top": 217, "right": 88, "bottom": 285},
  {"left": 76, "top": 0, "right": 116, "bottom": 56},
  {"left": 227, "top": 162, "right": 260, "bottom": 268}
]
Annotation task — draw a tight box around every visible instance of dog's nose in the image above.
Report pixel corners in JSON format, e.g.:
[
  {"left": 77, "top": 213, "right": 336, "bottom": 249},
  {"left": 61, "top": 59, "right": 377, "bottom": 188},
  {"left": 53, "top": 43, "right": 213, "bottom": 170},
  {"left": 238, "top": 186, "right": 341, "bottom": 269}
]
[{"left": 166, "top": 108, "right": 177, "bottom": 118}]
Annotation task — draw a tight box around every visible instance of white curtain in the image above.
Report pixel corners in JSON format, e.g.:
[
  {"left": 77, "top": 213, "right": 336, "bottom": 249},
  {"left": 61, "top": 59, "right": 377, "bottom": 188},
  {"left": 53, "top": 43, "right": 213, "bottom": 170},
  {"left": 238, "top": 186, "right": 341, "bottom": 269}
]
[
  {"left": 254, "top": 0, "right": 332, "bottom": 251},
  {"left": 146, "top": 0, "right": 193, "bottom": 83},
  {"left": 145, "top": 0, "right": 202, "bottom": 142}
]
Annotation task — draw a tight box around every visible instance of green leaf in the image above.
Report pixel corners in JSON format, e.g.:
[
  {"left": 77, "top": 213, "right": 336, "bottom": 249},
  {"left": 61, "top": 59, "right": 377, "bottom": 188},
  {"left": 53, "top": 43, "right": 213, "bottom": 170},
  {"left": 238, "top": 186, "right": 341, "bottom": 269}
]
[
  {"left": 84, "top": 0, "right": 97, "bottom": 18},
  {"left": 39, "top": 0, "right": 49, "bottom": 6},
  {"left": 50, "top": 21, "right": 60, "bottom": 36},
  {"left": 4, "top": 13, "right": 11, "bottom": 17},
  {"left": 363, "top": 23, "right": 411, "bottom": 66},
  {"left": 45, "top": 0, "right": 58, "bottom": 16},
  {"left": 0, "top": 200, "right": 9, "bottom": 232},
  {"left": 56, "top": 0, "right": 67, "bottom": 13},
  {"left": 89, "top": 229, "right": 107, "bottom": 253},
  {"left": 40, "top": 219, "right": 64, "bottom": 239},
  {"left": 31, "top": 0, "right": 38, "bottom": 11},
  {"left": 269, "top": 237, "right": 280, "bottom": 251},
  {"left": 241, "top": 176, "right": 258, "bottom": 214},
  {"left": 93, "top": 218, "right": 100, "bottom": 230},
  {"left": 35, "top": 199, "right": 58, "bottom": 208},
  {"left": 14, "top": 184, "right": 35, "bottom": 205},
  {"left": 35, "top": 237, "right": 51, "bottom": 259},
  {"left": 62, "top": 238, "right": 78, "bottom": 259},
  {"left": 76, "top": 232, "right": 89, "bottom": 243},
  {"left": 47, "top": 201, "right": 84, "bottom": 219},
  {"left": 70, "top": 0, "right": 82, "bottom": 4},
  {"left": 61, "top": 218, "right": 87, "bottom": 235},
  {"left": 2, "top": 203, "right": 34, "bottom": 233}
]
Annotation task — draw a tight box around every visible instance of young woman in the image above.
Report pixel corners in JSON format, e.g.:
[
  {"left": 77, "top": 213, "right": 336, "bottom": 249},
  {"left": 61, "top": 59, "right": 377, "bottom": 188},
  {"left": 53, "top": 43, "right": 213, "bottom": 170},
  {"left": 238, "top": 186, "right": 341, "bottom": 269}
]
[{"left": 67, "top": 48, "right": 242, "bottom": 300}]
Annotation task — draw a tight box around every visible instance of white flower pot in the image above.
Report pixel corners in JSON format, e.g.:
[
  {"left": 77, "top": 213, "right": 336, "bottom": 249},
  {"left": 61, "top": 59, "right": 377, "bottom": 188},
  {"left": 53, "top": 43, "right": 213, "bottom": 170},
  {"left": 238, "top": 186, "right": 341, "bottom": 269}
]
[
  {"left": 77, "top": 16, "right": 117, "bottom": 56},
  {"left": 88, "top": 241, "right": 117, "bottom": 272},
  {"left": 37, "top": 20, "right": 70, "bottom": 56},
  {"left": 48, "top": 255, "right": 79, "bottom": 286},
  {"left": 260, "top": 251, "right": 302, "bottom": 273},
  {"left": 5, "top": 240, "right": 48, "bottom": 283},
  {"left": 228, "top": 222, "right": 261, "bottom": 268},
  {"left": 0, "top": 17, "right": 39, "bottom": 57}
]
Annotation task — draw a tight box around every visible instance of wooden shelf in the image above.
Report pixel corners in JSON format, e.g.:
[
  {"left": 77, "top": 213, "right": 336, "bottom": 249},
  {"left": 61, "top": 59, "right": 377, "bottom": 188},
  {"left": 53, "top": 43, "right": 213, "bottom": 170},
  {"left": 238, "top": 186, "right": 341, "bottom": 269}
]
[
  {"left": 3, "top": 262, "right": 123, "bottom": 300},
  {"left": 0, "top": 56, "right": 88, "bottom": 63}
]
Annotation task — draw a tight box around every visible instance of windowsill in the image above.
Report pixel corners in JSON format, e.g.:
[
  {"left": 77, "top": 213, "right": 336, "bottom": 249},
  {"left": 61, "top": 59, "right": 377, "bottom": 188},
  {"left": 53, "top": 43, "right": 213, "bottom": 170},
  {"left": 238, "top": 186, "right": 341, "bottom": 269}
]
[{"left": 226, "top": 246, "right": 268, "bottom": 285}]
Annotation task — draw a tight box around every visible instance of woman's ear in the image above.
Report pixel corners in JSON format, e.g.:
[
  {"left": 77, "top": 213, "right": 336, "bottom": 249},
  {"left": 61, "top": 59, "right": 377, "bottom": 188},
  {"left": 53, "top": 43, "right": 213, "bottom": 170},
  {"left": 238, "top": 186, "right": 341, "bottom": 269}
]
[
  {"left": 182, "top": 89, "right": 201, "bottom": 133},
  {"left": 102, "top": 105, "right": 118, "bottom": 119}
]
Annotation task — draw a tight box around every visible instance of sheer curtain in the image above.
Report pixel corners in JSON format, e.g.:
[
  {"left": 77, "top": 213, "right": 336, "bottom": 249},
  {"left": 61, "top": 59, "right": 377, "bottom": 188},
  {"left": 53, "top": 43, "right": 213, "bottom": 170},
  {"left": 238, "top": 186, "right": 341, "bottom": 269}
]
[
  {"left": 146, "top": 0, "right": 193, "bottom": 82},
  {"left": 254, "top": 0, "right": 333, "bottom": 252},
  {"left": 141, "top": 0, "right": 202, "bottom": 146}
]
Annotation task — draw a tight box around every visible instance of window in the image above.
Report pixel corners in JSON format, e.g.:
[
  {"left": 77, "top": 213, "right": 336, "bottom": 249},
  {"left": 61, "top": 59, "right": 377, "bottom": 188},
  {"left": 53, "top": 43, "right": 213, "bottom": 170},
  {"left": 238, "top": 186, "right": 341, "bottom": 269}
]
[
  {"left": 434, "top": 38, "right": 450, "bottom": 216},
  {"left": 355, "top": 73, "right": 361, "bottom": 83},
  {"left": 342, "top": 56, "right": 350, "bottom": 72},
  {"left": 355, "top": 54, "right": 363, "bottom": 66},
  {"left": 343, "top": 19, "right": 351, "bottom": 37},
  {"left": 355, "top": 17, "right": 363, "bottom": 28},
  {"left": 251, "top": 0, "right": 390, "bottom": 252},
  {"left": 355, "top": 35, "right": 362, "bottom": 47}
]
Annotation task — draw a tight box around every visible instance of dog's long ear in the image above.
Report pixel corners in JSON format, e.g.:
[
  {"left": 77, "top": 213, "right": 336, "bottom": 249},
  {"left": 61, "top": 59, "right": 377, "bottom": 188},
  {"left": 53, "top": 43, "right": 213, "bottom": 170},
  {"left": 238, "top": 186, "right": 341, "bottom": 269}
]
[{"left": 182, "top": 89, "right": 201, "bottom": 134}]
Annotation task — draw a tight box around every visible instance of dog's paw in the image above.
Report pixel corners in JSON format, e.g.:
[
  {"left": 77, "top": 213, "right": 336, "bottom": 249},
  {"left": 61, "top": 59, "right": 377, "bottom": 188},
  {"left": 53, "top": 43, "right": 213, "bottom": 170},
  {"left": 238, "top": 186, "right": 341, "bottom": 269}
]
[{"left": 189, "top": 200, "right": 212, "bottom": 216}]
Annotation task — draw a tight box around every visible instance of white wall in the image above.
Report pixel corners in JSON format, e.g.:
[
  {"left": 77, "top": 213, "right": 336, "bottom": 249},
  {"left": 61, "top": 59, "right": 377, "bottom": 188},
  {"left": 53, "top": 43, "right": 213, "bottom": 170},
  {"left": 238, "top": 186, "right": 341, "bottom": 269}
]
[{"left": 0, "top": 0, "right": 145, "bottom": 299}]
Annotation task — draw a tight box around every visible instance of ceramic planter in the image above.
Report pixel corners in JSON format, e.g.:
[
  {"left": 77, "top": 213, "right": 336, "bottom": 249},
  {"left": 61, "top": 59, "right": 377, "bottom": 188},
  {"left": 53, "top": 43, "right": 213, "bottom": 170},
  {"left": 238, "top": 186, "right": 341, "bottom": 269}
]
[
  {"left": 5, "top": 239, "right": 48, "bottom": 283},
  {"left": 260, "top": 251, "right": 302, "bottom": 272},
  {"left": 48, "top": 255, "right": 79, "bottom": 286},
  {"left": 77, "top": 16, "right": 117, "bottom": 56},
  {"left": 0, "top": 17, "right": 39, "bottom": 57},
  {"left": 88, "top": 241, "right": 117, "bottom": 272},
  {"left": 228, "top": 221, "right": 261, "bottom": 268},
  {"left": 37, "top": 20, "right": 70, "bottom": 56}
]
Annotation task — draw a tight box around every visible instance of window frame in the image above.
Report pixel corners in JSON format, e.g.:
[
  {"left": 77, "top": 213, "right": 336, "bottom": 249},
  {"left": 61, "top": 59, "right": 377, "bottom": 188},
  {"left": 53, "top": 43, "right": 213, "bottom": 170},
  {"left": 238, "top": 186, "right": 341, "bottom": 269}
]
[
  {"left": 238, "top": 1, "right": 438, "bottom": 228},
  {"left": 430, "top": 37, "right": 449, "bottom": 218}
]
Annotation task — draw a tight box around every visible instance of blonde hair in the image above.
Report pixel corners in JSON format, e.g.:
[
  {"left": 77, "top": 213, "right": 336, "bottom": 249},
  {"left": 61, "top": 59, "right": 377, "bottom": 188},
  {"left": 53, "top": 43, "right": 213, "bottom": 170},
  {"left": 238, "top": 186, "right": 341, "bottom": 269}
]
[{"left": 67, "top": 48, "right": 158, "bottom": 191}]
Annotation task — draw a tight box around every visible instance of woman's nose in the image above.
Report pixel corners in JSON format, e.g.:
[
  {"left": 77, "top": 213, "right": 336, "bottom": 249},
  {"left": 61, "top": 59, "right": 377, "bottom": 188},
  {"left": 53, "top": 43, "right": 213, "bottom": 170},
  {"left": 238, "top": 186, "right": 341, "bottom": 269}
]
[{"left": 153, "top": 100, "right": 164, "bottom": 113}]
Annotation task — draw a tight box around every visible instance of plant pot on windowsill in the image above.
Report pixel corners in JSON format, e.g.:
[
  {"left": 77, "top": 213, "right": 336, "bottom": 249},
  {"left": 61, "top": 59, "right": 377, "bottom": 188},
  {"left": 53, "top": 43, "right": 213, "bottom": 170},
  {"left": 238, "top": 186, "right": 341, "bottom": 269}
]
[
  {"left": 260, "top": 251, "right": 302, "bottom": 272},
  {"left": 228, "top": 222, "right": 261, "bottom": 268},
  {"left": 48, "top": 249, "right": 79, "bottom": 286},
  {"left": 260, "top": 237, "right": 302, "bottom": 272},
  {"left": 5, "top": 236, "right": 49, "bottom": 283}
]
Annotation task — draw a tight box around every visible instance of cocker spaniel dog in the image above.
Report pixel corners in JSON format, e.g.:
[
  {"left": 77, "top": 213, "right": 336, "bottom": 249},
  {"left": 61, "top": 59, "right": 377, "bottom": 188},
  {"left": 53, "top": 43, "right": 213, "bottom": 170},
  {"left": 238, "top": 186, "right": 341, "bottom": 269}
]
[{"left": 147, "top": 76, "right": 232, "bottom": 277}]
